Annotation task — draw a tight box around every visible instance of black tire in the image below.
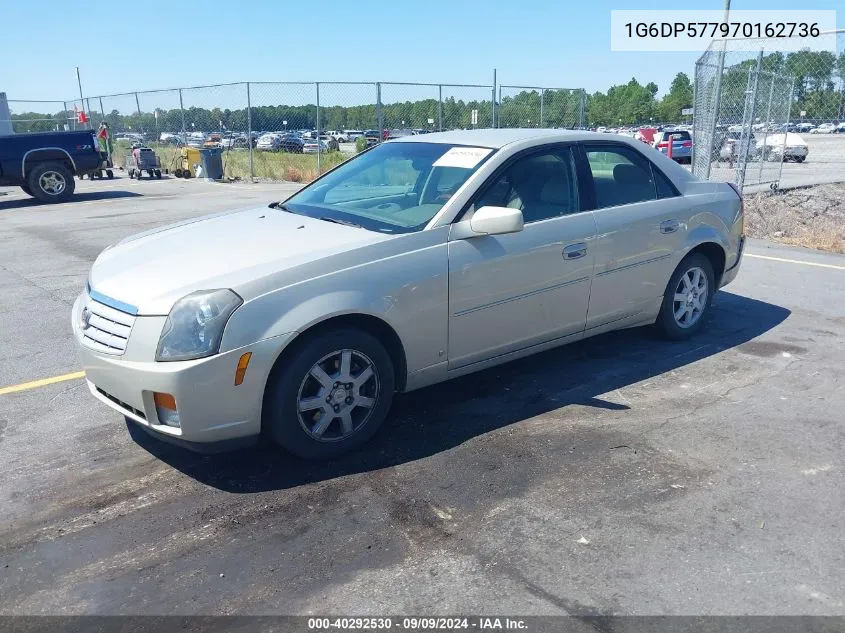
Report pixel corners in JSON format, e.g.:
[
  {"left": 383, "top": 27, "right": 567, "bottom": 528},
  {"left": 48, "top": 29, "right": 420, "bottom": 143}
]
[
  {"left": 263, "top": 328, "right": 395, "bottom": 459},
  {"left": 656, "top": 253, "right": 715, "bottom": 341},
  {"left": 182, "top": 170, "right": 191, "bottom": 179},
  {"left": 106, "top": 170, "right": 114, "bottom": 179},
  {"left": 27, "top": 161, "right": 75, "bottom": 203},
  {"left": 174, "top": 168, "right": 184, "bottom": 178},
  {"left": 795, "top": 156, "right": 805, "bottom": 163},
  {"left": 155, "top": 169, "right": 162, "bottom": 179},
  {"left": 20, "top": 184, "right": 33, "bottom": 196}
]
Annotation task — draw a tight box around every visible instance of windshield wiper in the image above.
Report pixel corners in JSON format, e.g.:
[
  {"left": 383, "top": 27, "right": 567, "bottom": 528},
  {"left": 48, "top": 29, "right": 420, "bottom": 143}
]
[
  {"left": 269, "top": 201, "right": 295, "bottom": 213},
  {"left": 319, "top": 216, "right": 363, "bottom": 229}
]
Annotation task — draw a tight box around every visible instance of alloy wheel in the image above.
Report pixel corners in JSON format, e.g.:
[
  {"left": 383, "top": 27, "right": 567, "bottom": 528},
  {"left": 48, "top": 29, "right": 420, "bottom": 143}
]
[
  {"left": 672, "top": 266, "right": 709, "bottom": 328},
  {"left": 296, "top": 349, "right": 380, "bottom": 442}
]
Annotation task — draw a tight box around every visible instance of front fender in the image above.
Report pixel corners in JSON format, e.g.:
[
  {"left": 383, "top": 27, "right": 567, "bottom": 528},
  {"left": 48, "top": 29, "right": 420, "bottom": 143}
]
[{"left": 221, "top": 289, "right": 398, "bottom": 353}]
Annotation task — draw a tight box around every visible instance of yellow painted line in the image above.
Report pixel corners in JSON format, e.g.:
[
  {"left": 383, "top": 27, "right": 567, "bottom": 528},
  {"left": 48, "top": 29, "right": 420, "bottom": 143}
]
[
  {"left": 746, "top": 253, "right": 845, "bottom": 271},
  {"left": 0, "top": 371, "right": 86, "bottom": 396}
]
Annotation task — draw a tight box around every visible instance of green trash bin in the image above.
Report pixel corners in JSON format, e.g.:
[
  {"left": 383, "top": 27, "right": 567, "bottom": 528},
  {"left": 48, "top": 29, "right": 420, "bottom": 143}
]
[{"left": 198, "top": 147, "right": 224, "bottom": 180}]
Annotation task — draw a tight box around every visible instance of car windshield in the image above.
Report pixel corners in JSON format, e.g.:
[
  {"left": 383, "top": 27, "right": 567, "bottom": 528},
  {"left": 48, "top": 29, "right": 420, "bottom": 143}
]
[{"left": 282, "top": 142, "right": 495, "bottom": 234}]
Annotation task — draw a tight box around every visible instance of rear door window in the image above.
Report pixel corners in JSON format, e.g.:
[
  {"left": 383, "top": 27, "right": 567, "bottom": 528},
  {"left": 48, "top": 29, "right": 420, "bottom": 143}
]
[{"left": 583, "top": 144, "right": 657, "bottom": 208}]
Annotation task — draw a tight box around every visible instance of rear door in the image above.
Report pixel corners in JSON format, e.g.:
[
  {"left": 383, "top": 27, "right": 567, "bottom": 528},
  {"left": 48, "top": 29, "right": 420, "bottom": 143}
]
[{"left": 579, "top": 142, "right": 686, "bottom": 330}]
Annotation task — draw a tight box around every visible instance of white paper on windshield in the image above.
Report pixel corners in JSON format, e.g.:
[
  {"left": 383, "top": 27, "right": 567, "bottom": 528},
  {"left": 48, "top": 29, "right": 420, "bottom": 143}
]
[{"left": 433, "top": 147, "right": 492, "bottom": 169}]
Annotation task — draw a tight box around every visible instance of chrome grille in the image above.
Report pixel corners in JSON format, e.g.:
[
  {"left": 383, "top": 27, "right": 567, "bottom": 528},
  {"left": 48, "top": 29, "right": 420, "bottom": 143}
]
[{"left": 80, "top": 296, "right": 136, "bottom": 355}]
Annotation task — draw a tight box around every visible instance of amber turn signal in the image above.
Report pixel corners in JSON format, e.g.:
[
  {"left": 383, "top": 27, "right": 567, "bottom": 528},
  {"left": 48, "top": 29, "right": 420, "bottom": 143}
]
[
  {"left": 153, "top": 392, "right": 177, "bottom": 411},
  {"left": 234, "top": 352, "right": 252, "bottom": 386}
]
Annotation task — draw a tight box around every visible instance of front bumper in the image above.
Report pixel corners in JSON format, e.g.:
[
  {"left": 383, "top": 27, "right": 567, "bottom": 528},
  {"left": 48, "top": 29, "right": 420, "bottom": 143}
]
[{"left": 72, "top": 293, "right": 295, "bottom": 447}]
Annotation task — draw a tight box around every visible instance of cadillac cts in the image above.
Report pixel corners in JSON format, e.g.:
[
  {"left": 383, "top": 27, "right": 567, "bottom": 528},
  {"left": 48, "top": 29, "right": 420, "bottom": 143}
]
[{"left": 72, "top": 129, "right": 745, "bottom": 459}]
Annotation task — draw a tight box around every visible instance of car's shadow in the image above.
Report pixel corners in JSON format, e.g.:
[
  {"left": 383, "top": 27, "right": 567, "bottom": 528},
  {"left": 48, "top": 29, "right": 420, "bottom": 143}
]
[
  {"left": 0, "top": 190, "right": 142, "bottom": 211},
  {"left": 129, "top": 291, "right": 790, "bottom": 492}
]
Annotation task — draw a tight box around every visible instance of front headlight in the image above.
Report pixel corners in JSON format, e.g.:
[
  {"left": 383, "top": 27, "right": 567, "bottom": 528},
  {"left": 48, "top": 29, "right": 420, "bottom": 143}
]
[{"left": 155, "top": 289, "right": 243, "bottom": 362}]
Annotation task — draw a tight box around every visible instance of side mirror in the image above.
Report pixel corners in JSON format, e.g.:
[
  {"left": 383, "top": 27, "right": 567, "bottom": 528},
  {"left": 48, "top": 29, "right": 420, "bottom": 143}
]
[{"left": 469, "top": 206, "right": 524, "bottom": 236}]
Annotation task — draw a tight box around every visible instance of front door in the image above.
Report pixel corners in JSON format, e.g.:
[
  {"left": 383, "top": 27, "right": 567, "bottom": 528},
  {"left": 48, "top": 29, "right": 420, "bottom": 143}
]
[{"left": 447, "top": 146, "right": 597, "bottom": 370}]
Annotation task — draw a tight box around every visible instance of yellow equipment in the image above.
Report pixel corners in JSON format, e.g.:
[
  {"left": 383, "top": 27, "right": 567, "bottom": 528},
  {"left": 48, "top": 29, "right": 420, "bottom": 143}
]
[{"left": 173, "top": 147, "right": 201, "bottom": 179}]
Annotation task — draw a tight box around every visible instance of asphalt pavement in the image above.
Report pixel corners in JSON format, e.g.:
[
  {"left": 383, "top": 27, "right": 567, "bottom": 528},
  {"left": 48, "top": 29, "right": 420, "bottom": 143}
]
[{"left": 0, "top": 177, "right": 843, "bottom": 615}]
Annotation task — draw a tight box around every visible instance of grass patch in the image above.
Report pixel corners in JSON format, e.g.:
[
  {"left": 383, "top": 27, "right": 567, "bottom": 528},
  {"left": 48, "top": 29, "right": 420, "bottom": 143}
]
[
  {"left": 111, "top": 140, "right": 348, "bottom": 183},
  {"left": 745, "top": 183, "right": 845, "bottom": 253}
]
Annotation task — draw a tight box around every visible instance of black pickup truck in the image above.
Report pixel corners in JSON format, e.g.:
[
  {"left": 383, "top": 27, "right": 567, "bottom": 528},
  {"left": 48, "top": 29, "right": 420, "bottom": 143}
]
[{"left": 0, "top": 130, "right": 105, "bottom": 203}]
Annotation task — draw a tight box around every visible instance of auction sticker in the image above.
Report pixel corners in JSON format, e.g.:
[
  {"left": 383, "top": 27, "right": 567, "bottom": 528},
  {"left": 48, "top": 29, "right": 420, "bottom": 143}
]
[{"left": 433, "top": 147, "right": 493, "bottom": 169}]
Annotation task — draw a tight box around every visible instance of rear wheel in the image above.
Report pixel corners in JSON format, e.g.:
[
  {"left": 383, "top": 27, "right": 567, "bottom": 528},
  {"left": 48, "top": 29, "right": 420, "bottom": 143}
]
[
  {"left": 173, "top": 168, "right": 184, "bottom": 178},
  {"left": 155, "top": 169, "right": 162, "bottom": 179},
  {"left": 263, "top": 328, "right": 395, "bottom": 459},
  {"left": 106, "top": 169, "right": 114, "bottom": 179},
  {"left": 27, "top": 162, "right": 75, "bottom": 203},
  {"left": 656, "top": 253, "right": 715, "bottom": 340},
  {"left": 20, "top": 184, "right": 33, "bottom": 196}
]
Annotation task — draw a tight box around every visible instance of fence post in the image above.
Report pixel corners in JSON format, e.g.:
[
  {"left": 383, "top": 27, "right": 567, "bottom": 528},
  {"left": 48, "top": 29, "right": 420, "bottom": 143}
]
[
  {"left": 134, "top": 92, "right": 142, "bottom": 134},
  {"left": 757, "top": 71, "right": 777, "bottom": 184},
  {"left": 178, "top": 89, "right": 186, "bottom": 142},
  {"left": 777, "top": 79, "right": 795, "bottom": 188},
  {"left": 438, "top": 85, "right": 443, "bottom": 131},
  {"left": 98, "top": 97, "right": 105, "bottom": 126},
  {"left": 705, "top": 50, "right": 728, "bottom": 180},
  {"left": 737, "top": 50, "right": 764, "bottom": 190},
  {"left": 540, "top": 89, "right": 544, "bottom": 127},
  {"left": 376, "top": 82, "right": 383, "bottom": 141},
  {"left": 316, "top": 82, "right": 321, "bottom": 176},
  {"left": 492, "top": 68, "right": 497, "bottom": 128},
  {"left": 579, "top": 90, "right": 586, "bottom": 129},
  {"left": 246, "top": 82, "right": 254, "bottom": 181}
]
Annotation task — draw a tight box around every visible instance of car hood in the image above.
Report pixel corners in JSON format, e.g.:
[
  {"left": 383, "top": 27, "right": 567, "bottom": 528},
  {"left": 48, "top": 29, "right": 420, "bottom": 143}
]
[{"left": 89, "top": 206, "right": 390, "bottom": 315}]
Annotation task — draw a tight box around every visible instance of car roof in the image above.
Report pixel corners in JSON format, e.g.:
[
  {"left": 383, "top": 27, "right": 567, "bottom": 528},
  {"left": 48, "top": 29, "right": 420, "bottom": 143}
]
[{"left": 390, "top": 128, "right": 604, "bottom": 149}]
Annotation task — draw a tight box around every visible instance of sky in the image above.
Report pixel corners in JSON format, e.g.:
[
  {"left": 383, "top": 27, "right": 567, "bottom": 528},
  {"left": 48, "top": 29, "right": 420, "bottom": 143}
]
[{"left": 1, "top": 0, "right": 841, "bottom": 105}]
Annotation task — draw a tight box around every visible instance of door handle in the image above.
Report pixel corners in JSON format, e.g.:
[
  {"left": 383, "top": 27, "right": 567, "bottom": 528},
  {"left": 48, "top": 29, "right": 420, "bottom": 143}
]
[
  {"left": 563, "top": 242, "right": 588, "bottom": 259},
  {"left": 659, "top": 219, "right": 680, "bottom": 234}
]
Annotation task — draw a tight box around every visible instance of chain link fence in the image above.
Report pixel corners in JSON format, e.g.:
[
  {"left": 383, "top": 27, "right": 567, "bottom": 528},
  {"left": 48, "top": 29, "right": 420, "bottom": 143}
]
[
  {"left": 5, "top": 100, "right": 72, "bottom": 133},
  {"left": 693, "top": 30, "right": 845, "bottom": 190},
  {"left": 497, "top": 86, "right": 586, "bottom": 129},
  {"left": 5, "top": 76, "right": 590, "bottom": 182}
]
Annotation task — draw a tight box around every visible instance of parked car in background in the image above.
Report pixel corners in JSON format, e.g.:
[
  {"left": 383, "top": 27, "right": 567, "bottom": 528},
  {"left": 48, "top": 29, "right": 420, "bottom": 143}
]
[
  {"left": 256, "top": 134, "right": 281, "bottom": 151},
  {"left": 302, "top": 139, "right": 329, "bottom": 154},
  {"left": 326, "top": 131, "right": 348, "bottom": 143},
  {"left": 759, "top": 132, "right": 808, "bottom": 162},
  {"left": 203, "top": 134, "right": 223, "bottom": 149},
  {"left": 344, "top": 130, "right": 365, "bottom": 141},
  {"left": 653, "top": 130, "right": 693, "bottom": 164},
  {"left": 319, "top": 135, "right": 340, "bottom": 151},
  {"left": 281, "top": 134, "right": 305, "bottom": 153},
  {"left": 73, "top": 128, "right": 745, "bottom": 459},
  {"left": 810, "top": 123, "right": 836, "bottom": 134},
  {"left": 221, "top": 135, "right": 252, "bottom": 149},
  {"left": 794, "top": 122, "right": 815, "bottom": 133},
  {"left": 713, "top": 131, "right": 757, "bottom": 162}
]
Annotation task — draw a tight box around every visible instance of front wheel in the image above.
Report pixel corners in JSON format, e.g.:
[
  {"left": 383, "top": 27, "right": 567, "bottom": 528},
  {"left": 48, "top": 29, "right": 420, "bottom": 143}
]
[
  {"left": 20, "top": 184, "right": 33, "bottom": 196},
  {"left": 263, "top": 328, "right": 395, "bottom": 459},
  {"left": 656, "top": 253, "right": 715, "bottom": 340}
]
